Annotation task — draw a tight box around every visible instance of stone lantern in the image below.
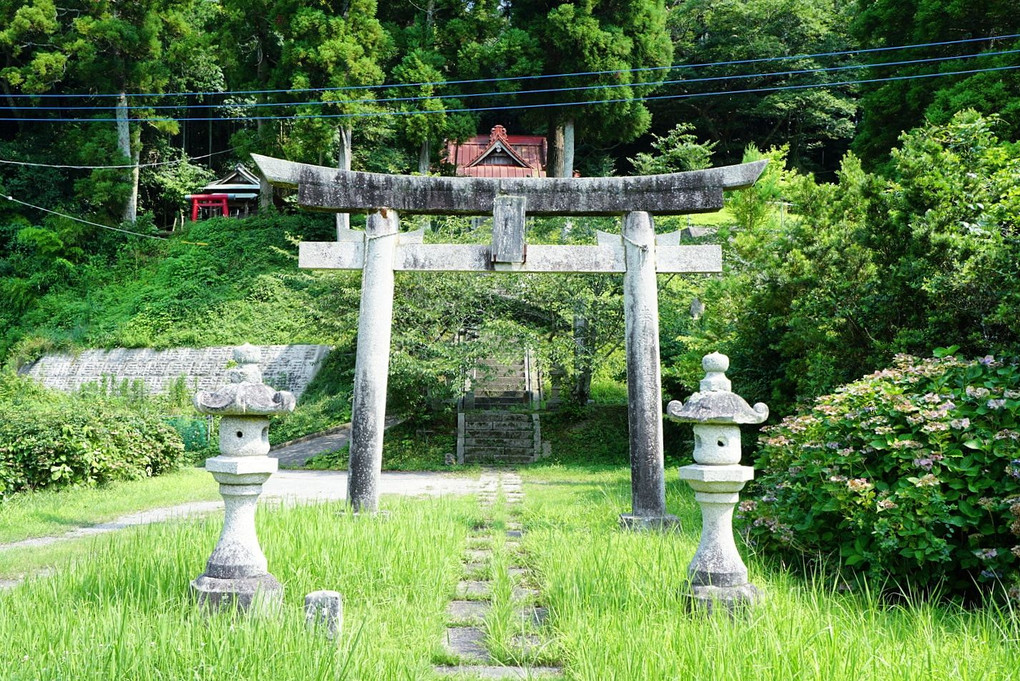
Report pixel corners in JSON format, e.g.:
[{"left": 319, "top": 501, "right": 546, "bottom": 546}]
[
  {"left": 666, "top": 352, "right": 768, "bottom": 610},
  {"left": 192, "top": 344, "right": 295, "bottom": 613}
]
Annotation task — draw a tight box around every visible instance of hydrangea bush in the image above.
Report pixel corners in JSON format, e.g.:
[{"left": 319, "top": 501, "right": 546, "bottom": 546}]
[{"left": 741, "top": 351, "right": 1020, "bottom": 599}]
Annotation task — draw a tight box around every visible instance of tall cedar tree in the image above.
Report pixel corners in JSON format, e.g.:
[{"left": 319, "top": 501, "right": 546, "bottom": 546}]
[
  {"left": 273, "top": 0, "right": 390, "bottom": 234},
  {"left": 66, "top": 0, "right": 196, "bottom": 224},
  {"left": 659, "top": 0, "right": 856, "bottom": 174},
  {"left": 510, "top": 0, "right": 673, "bottom": 177}
]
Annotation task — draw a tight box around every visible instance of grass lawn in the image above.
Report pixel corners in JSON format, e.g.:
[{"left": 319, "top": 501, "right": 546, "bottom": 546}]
[
  {"left": 0, "top": 466, "right": 1017, "bottom": 679},
  {"left": 0, "top": 466, "right": 219, "bottom": 545}
]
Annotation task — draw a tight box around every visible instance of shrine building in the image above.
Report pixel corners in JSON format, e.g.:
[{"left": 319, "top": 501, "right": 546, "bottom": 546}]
[
  {"left": 185, "top": 165, "right": 261, "bottom": 221},
  {"left": 446, "top": 125, "right": 547, "bottom": 178}
]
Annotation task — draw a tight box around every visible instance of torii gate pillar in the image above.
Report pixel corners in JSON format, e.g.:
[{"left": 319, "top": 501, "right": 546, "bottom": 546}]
[
  {"left": 347, "top": 210, "right": 399, "bottom": 512},
  {"left": 620, "top": 212, "right": 673, "bottom": 528}
]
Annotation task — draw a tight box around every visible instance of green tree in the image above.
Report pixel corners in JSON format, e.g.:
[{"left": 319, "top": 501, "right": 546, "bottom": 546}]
[
  {"left": 66, "top": 0, "right": 200, "bottom": 223},
  {"left": 658, "top": 0, "right": 857, "bottom": 173},
  {"left": 274, "top": 0, "right": 390, "bottom": 233},
  {"left": 0, "top": 0, "right": 66, "bottom": 117},
  {"left": 511, "top": 0, "right": 674, "bottom": 176},
  {"left": 851, "top": 0, "right": 1020, "bottom": 164}
]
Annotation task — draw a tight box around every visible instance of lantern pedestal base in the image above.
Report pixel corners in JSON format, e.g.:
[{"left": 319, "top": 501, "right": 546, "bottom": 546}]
[
  {"left": 689, "top": 582, "right": 762, "bottom": 614},
  {"left": 618, "top": 513, "right": 681, "bottom": 531},
  {"left": 192, "top": 573, "right": 283, "bottom": 614}
]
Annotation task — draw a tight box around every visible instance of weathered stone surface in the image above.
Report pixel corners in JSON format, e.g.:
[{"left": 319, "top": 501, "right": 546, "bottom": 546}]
[
  {"left": 193, "top": 346, "right": 290, "bottom": 614},
  {"left": 253, "top": 153, "right": 766, "bottom": 216},
  {"left": 519, "top": 606, "right": 549, "bottom": 627},
  {"left": 444, "top": 626, "right": 490, "bottom": 662},
  {"left": 668, "top": 353, "right": 765, "bottom": 610},
  {"left": 192, "top": 573, "right": 282, "bottom": 614},
  {"left": 347, "top": 210, "right": 400, "bottom": 513},
  {"left": 512, "top": 586, "right": 540, "bottom": 601},
  {"left": 618, "top": 513, "right": 681, "bottom": 532},
  {"left": 457, "top": 580, "right": 493, "bottom": 598},
  {"left": 492, "top": 196, "right": 527, "bottom": 268},
  {"left": 299, "top": 241, "right": 721, "bottom": 275},
  {"left": 24, "top": 344, "right": 329, "bottom": 399},
  {"left": 305, "top": 590, "right": 343, "bottom": 638},
  {"left": 433, "top": 665, "right": 563, "bottom": 679},
  {"left": 447, "top": 599, "right": 491, "bottom": 624},
  {"left": 622, "top": 212, "right": 668, "bottom": 522},
  {"left": 194, "top": 345, "right": 296, "bottom": 418}
]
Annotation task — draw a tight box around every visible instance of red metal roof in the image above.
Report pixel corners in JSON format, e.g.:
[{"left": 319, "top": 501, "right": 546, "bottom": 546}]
[{"left": 446, "top": 125, "right": 547, "bottom": 178}]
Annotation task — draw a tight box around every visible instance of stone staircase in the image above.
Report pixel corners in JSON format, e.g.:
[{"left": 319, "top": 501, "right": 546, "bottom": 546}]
[
  {"left": 461, "top": 352, "right": 541, "bottom": 411},
  {"left": 456, "top": 349, "right": 547, "bottom": 465},
  {"left": 457, "top": 412, "right": 545, "bottom": 465}
]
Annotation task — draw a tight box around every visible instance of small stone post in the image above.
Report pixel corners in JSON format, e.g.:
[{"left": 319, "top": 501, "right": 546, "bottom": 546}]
[
  {"left": 348, "top": 209, "right": 400, "bottom": 513},
  {"left": 192, "top": 344, "right": 295, "bottom": 613},
  {"left": 305, "top": 590, "right": 343, "bottom": 638},
  {"left": 620, "top": 211, "right": 678, "bottom": 530},
  {"left": 666, "top": 352, "right": 768, "bottom": 610}
]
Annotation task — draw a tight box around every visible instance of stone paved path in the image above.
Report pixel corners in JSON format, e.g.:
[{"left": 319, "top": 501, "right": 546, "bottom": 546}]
[{"left": 435, "top": 469, "right": 563, "bottom": 680}]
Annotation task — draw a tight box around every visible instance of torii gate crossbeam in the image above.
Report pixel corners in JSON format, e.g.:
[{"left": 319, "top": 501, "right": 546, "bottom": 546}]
[{"left": 254, "top": 154, "right": 766, "bottom": 528}]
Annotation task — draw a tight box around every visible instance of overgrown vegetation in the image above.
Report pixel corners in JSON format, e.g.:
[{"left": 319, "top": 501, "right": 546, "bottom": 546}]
[
  {"left": 0, "top": 373, "right": 186, "bottom": 497},
  {"left": 743, "top": 352, "right": 1020, "bottom": 601}
]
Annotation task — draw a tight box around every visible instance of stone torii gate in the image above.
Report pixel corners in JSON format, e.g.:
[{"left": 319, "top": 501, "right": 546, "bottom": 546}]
[{"left": 253, "top": 154, "right": 766, "bottom": 527}]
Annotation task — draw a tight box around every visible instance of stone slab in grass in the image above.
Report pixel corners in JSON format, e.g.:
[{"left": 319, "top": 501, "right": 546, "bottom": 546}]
[
  {"left": 433, "top": 665, "right": 563, "bottom": 679},
  {"left": 444, "top": 626, "right": 490, "bottom": 662},
  {"left": 518, "top": 606, "right": 549, "bottom": 627},
  {"left": 510, "top": 633, "right": 544, "bottom": 657},
  {"left": 507, "top": 567, "right": 527, "bottom": 579},
  {"left": 463, "top": 562, "right": 488, "bottom": 576},
  {"left": 465, "top": 549, "right": 492, "bottom": 563},
  {"left": 512, "top": 586, "right": 540, "bottom": 601},
  {"left": 458, "top": 580, "right": 494, "bottom": 598},
  {"left": 448, "top": 600, "right": 491, "bottom": 624},
  {"left": 506, "top": 530, "right": 523, "bottom": 539}
]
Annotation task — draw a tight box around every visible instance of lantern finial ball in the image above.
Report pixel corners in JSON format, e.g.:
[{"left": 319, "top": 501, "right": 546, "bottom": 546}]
[{"left": 703, "top": 352, "right": 729, "bottom": 374}]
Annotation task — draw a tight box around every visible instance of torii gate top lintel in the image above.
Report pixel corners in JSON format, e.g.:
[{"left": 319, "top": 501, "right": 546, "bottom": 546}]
[{"left": 251, "top": 154, "right": 766, "bottom": 217}]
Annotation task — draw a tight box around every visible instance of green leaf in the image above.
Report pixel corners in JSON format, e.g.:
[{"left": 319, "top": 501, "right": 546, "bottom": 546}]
[{"left": 963, "top": 440, "right": 983, "bottom": 450}]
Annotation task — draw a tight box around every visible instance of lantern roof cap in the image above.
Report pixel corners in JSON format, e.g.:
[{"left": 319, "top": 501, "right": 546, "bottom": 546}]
[
  {"left": 193, "top": 344, "right": 296, "bottom": 416},
  {"left": 666, "top": 352, "right": 768, "bottom": 425}
]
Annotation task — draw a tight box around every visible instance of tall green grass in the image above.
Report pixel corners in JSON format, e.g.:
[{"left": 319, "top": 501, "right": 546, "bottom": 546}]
[
  {"left": 0, "top": 495, "right": 475, "bottom": 679},
  {"left": 2, "top": 468, "right": 1018, "bottom": 679},
  {"left": 518, "top": 467, "right": 1020, "bottom": 680}
]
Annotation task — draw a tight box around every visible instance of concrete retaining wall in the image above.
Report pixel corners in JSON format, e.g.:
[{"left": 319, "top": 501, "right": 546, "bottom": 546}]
[{"left": 22, "top": 344, "right": 331, "bottom": 399}]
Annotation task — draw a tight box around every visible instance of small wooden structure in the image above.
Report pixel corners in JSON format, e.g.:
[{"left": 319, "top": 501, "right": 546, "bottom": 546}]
[
  {"left": 446, "top": 125, "right": 547, "bottom": 178},
  {"left": 186, "top": 165, "right": 261, "bottom": 221}
]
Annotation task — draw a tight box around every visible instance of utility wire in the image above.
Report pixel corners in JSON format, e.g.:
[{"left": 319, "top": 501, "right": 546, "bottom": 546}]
[
  {"left": 3, "top": 195, "right": 168, "bottom": 240},
  {"left": 3, "top": 32, "right": 1017, "bottom": 100},
  {"left": 4, "top": 62, "right": 1018, "bottom": 124},
  {"left": 0, "top": 147, "right": 236, "bottom": 170},
  {"left": 9, "top": 47, "right": 1018, "bottom": 113}
]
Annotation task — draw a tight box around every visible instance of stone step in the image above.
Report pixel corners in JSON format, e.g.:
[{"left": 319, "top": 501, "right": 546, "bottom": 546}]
[
  {"left": 464, "top": 413, "right": 535, "bottom": 424},
  {"left": 463, "top": 454, "right": 536, "bottom": 464},
  {"left": 443, "top": 626, "right": 490, "bottom": 663},
  {"left": 464, "top": 437, "right": 535, "bottom": 449}
]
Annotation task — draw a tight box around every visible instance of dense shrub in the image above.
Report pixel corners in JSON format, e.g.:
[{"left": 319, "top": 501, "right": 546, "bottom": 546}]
[
  {"left": 742, "top": 352, "right": 1020, "bottom": 600},
  {"left": 0, "top": 375, "right": 185, "bottom": 498}
]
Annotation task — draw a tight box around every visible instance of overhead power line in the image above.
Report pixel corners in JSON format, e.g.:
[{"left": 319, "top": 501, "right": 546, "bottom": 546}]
[
  {"left": 8, "top": 47, "right": 1019, "bottom": 113},
  {"left": 2, "top": 32, "right": 1017, "bottom": 101},
  {"left": 0, "top": 148, "right": 235, "bottom": 170},
  {"left": 4, "top": 63, "right": 1018, "bottom": 124},
  {"left": 3, "top": 195, "right": 168, "bottom": 240}
]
